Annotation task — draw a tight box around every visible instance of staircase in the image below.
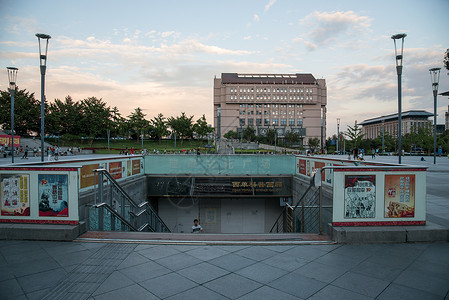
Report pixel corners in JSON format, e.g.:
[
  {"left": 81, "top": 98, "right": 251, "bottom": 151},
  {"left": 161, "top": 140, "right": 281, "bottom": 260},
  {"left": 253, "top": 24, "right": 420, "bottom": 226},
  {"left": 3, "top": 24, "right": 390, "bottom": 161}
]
[{"left": 88, "top": 169, "right": 170, "bottom": 233}]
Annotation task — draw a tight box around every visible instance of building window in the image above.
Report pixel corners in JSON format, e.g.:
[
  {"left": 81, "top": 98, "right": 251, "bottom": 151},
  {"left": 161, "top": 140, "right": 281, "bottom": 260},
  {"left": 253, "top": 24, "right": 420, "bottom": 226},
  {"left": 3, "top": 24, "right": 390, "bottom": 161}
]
[
  {"left": 256, "top": 118, "right": 262, "bottom": 125},
  {"left": 264, "top": 118, "right": 270, "bottom": 125},
  {"left": 240, "top": 119, "right": 245, "bottom": 126},
  {"left": 289, "top": 119, "right": 295, "bottom": 125},
  {"left": 248, "top": 118, "right": 254, "bottom": 126},
  {"left": 281, "top": 119, "right": 287, "bottom": 126},
  {"left": 297, "top": 119, "right": 303, "bottom": 126},
  {"left": 273, "top": 118, "right": 278, "bottom": 125}
]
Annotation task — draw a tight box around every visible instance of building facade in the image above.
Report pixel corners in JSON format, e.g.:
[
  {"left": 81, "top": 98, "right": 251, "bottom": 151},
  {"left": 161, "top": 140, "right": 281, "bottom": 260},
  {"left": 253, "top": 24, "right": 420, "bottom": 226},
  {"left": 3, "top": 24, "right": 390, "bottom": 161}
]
[
  {"left": 359, "top": 110, "right": 433, "bottom": 139},
  {"left": 213, "top": 73, "right": 327, "bottom": 147},
  {"left": 445, "top": 105, "right": 449, "bottom": 131}
]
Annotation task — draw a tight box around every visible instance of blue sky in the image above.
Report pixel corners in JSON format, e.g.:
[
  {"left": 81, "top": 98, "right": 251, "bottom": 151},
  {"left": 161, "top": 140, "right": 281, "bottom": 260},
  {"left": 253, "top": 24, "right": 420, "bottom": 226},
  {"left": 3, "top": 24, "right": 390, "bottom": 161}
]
[{"left": 1, "top": 0, "right": 448, "bottom": 137}]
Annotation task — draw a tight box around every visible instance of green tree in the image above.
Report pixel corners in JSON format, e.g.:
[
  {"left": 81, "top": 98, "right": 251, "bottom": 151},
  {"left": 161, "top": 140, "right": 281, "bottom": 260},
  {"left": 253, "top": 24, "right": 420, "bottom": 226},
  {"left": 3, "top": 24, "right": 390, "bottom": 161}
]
[
  {"left": 242, "top": 126, "right": 256, "bottom": 142},
  {"left": 47, "top": 95, "right": 83, "bottom": 136},
  {"left": 79, "top": 97, "right": 112, "bottom": 144},
  {"left": 150, "top": 113, "right": 169, "bottom": 143},
  {"left": 308, "top": 137, "right": 320, "bottom": 152},
  {"left": 345, "top": 121, "right": 365, "bottom": 148},
  {"left": 167, "top": 112, "right": 194, "bottom": 146},
  {"left": 444, "top": 48, "right": 449, "bottom": 71},
  {"left": 127, "top": 107, "right": 150, "bottom": 142},
  {"left": 285, "top": 131, "right": 300, "bottom": 146},
  {"left": 193, "top": 114, "right": 214, "bottom": 142},
  {"left": 0, "top": 88, "right": 41, "bottom": 136},
  {"left": 265, "top": 128, "right": 276, "bottom": 145},
  {"left": 223, "top": 130, "right": 238, "bottom": 139}
]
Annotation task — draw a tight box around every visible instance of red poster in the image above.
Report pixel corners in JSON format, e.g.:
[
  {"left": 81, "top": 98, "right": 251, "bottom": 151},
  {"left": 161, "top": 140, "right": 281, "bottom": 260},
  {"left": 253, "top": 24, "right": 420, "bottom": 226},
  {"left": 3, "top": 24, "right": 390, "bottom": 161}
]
[
  {"left": 109, "top": 162, "right": 122, "bottom": 180},
  {"left": 384, "top": 175, "right": 415, "bottom": 218},
  {"left": 298, "top": 159, "right": 306, "bottom": 175},
  {"left": 314, "top": 162, "right": 325, "bottom": 181},
  {"left": 132, "top": 160, "right": 141, "bottom": 175}
]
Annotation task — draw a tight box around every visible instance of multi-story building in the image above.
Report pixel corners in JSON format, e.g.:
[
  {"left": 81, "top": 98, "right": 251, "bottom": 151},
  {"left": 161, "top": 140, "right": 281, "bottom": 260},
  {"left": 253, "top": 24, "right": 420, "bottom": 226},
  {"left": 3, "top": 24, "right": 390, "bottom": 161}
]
[
  {"left": 359, "top": 110, "right": 433, "bottom": 139},
  {"left": 213, "top": 73, "right": 327, "bottom": 147}
]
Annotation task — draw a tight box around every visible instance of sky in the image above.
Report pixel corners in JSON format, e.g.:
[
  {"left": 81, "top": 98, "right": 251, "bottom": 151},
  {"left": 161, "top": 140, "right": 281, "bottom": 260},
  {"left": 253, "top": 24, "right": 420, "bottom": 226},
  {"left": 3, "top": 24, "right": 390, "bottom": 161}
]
[{"left": 0, "top": 0, "right": 448, "bottom": 137}]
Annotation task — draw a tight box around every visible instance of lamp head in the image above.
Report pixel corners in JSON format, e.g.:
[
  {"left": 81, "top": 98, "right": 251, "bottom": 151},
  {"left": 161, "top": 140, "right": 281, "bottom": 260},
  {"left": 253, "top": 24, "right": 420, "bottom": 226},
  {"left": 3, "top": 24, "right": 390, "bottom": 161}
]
[
  {"left": 429, "top": 67, "right": 441, "bottom": 93},
  {"left": 6, "top": 67, "right": 18, "bottom": 90},
  {"left": 391, "top": 33, "right": 407, "bottom": 69},
  {"left": 36, "top": 33, "right": 51, "bottom": 70}
]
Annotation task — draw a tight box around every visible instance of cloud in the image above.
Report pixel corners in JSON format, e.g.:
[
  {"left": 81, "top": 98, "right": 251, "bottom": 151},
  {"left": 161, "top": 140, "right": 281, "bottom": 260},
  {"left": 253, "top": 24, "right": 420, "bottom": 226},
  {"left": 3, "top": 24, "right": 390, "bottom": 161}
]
[
  {"left": 243, "top": 36, "right": 252, "bottom": 40},
  {"left": 296, "top": 11, "right": 372, "bottom": 51},
  {"left": 264, "top": 0, "right": 277, "bottom": 13},
  {"left": 160, "top": 31, "right": 175, "bottom": 38},
  {"left": 253, "top": 14, "right": 260, "bottom": 22}
]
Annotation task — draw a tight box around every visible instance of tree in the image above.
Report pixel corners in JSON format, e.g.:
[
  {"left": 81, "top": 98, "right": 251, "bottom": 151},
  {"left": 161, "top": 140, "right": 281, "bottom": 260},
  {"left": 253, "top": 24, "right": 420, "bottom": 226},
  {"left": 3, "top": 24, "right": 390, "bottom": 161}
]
[
  {"left": 0, "top": 88, "right": 41, "bottom": 136},
  {"left": 285, "top": 131, "right": 300, "bottom": 146},
  {"left": 167, "top": 112, "right": 194, "bottom": 146},
  {"left": 47, "top": 95, "right": 83, "bottom": 136},
  {"left": 444, "top": 48, "right": 449, "bottom": 71},
  {"left": 242, "top": 126, "right": 256, "bottom": 142},
  {"left": 265, "top": 128, "right": 276, "bottom": 145},
  {"left": 79, "top": 97, "right": 112, "bottom": 144},
  {"left": 127, "top": 107, "right": 150, "bottom": 142},
  {"left": 308, "top": 137, "right": 320, "bottom": 152},
  {"left": 345, "top": 121, "right": 365, "bottom": 149},
  {"left": 150, "top": 113, "right": 169, "bottom": 143},
  {"left": 193, "top": 114, "right": 214, "bottom": 141},
  {"left": 223, "top": 130, "right": 238, "bottom": 139}
]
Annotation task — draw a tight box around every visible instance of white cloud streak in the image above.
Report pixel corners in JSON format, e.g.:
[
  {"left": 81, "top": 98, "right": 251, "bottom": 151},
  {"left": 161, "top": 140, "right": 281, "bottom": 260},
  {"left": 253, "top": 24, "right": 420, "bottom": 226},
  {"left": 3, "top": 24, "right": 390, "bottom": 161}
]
[{"left": 264, "top": 0, "right": 277, "bottom": 13}]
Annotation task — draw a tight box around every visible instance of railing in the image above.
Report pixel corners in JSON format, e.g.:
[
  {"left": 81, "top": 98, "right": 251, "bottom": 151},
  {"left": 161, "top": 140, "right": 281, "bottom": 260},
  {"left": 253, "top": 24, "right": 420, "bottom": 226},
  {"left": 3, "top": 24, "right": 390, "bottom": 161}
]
[
  {"left": 89, "top": 168, "right": 170, "bottom": 232},
  {"left": 270, "top": 172, "right": 323, "bottom": 234}
]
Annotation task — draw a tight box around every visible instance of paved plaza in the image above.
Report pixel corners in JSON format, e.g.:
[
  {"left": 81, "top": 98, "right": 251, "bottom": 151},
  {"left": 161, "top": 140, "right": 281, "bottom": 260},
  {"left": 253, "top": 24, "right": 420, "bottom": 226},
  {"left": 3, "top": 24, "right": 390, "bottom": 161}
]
[{"left": 1, "top": 153, "right": 448, "bottom": 299}]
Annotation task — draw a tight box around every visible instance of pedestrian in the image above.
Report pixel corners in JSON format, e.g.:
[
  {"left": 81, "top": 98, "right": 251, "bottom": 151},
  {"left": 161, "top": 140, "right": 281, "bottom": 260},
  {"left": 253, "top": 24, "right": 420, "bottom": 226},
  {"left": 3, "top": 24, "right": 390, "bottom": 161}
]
[
  {"left": 191, "top": 219, "right": 203, "bottom": 233},
  {"left": 22, "top": 146, "right": 28, "bottom": 159},
  {"left": 197, "top": 146, "right": 201, "bottom": 156}
]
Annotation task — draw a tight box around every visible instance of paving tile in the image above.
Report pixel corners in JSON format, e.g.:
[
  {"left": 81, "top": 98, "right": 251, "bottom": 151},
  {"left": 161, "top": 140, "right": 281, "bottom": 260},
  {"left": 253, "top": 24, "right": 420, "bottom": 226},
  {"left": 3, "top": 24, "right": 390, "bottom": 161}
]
[
  {"left": 235, "top": 262, "right": 287, "bottom": 284},
  {"left": 237, "top": 285, "right": 301, "bottom": 300},
  {"left": 167, "top": 245, "right": 203, "bottom": 252},
  {"left": 116, "top": 252, "right": 149, "bottom": 270},
  {"left": 44, "top": 243, "right": 88, "bottom": 256},
  {"left": 208, "top": 252, "right": 257, "bottom": 272},
  {"left": 393, "top": 269, "right": 449, "bottom": 297},
  {"left": 351, "top": 260, "right": 402, "bottom": 281},
  {"left": 417, "top": 243, "right": 449, "bottom": 266},
  {"left": 139, "top": 245, "right": 180, "bottom": 260},
  {"left": 377, "top": 283, "right": 442, "bottom": 300},
  {"left": 330, "top": 244, "right": 378, "bottom": 259},
  {"left": 405, "top": 259, "right": 449, "bottom": 280},
  {"left": 16, "top": 267, "right": 67, "bottom": 294},
  {"left": 93, "top": 271, "right": 135, "bottom": 295},
  {"left": 216, "top": 245, "right": 250, "bottom": 252},
  {"left": 155, "top": 252, "right": 202, "bottom": 271},
  {"left": 332, "top": 271, "right": 389, "bottom": 298},
  {"left": 313, "top": 252, "right": 366, "bottom": 272},
  {"left": 185, "top": 246, "right": 229, "bottom": 261},
  {"left": 261, "top": 245, "right": 295, "bottom": 253},
  {"left": 139, "top": 272, "right": 197, "bottom": 299},
  {"left": 10, "top": 256, "right": 61, "bottom": 277},
  {"left": 234, "top": 246, "right": 277, "bottom": 261},
  {"left": 26, "top": 288, "right": 51, "bottom": 300},
  {"left": 177, "top": 262, "right": 229, "bottom": 284},
  {"left": 204, "top": 273, "right": 262, "bottom": 299},
  {"left": 0, "top": 278, "right": 25, "bottom": 299},
  {"left": 364, "top": 253, "right": 415, "bottom": 270},
  {"left": 119, "top": 261, "right": 171, "bottom": 283},
  {"left": 268, "top": 272, "right": 326, "bottom": 299},
  {"left": 165, "top": 285, "right": 228, "bottom": 300},
  {"left": 3, "top": 247, "right": 51, "bottom": 265},
  {"left": 295, "top": 261, "right": 347, "bottom": 283},
  {"left": 283, "top": 245, "right": 328, "bottom": 261},
  {"left": 94, "top": 283, "right": 159, "bottom": 300},
  {"left": 308, "top": 284, "right": 372, "bottom": 300},
  {"left": 52, "top": 249, "right": 93, "bottom": 267},
  {"left": 262, "top": 252, "right": 309, "bottom": 272},
  {"left": 0, "top": 241, "right": 43, "bottom": 257},
  {"left": 0, "top": 264, "right": 14, "bottom": 282},
  {"left": 134, "top": 244, "right": 158, "bottom": 252}
]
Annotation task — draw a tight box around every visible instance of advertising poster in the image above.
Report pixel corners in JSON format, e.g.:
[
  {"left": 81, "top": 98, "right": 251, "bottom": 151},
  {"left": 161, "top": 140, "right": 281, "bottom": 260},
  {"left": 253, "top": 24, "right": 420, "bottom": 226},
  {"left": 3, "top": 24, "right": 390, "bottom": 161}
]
[
  {"left": 1, "top": 174, "right": 30, "bottom": 216},
  {"left": 298, "top": 159, "right": 306, "bottom": 175},
  {"left": 109, "top": 162, "right": 122, "bottom": 180},
  {"left": 314, "top": 161, "right": 326, "bottom": 181},
  {"left": 38, "top": 174, "right": 68, "bottom": 217},
  {"left": 132, "top": 160, "right": 141, "bottom": 175},
  {"left": 344, "top": 175, "right": 376, "bottom": 218},
  {"left": 0, "top": 135, "right": 21, "bottom": 147},
  {"left": 384, "top": 174, "right": 415, "bottom": 218},
  {"left": 127, "top": 160, "right": 132, "bottom": 177},
  {"left": 80, "top": 164, "right": 99, "bottom": 188}
]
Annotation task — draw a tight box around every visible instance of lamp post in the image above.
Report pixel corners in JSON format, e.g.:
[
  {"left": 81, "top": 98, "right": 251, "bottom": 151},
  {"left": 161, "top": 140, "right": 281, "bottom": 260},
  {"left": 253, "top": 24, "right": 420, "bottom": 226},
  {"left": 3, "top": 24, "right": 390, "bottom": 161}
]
[
  {"left": 382, "top": 119, "right": 385, "bottom": 154},
  {"left": 429, "top": 67, "right": 441, "bottom": 164},
  {"left": 337, "top": 118, "right": 340, "bottom": 154},
  {"left": 36, "top": 33, "right": 51, "bottom": 162},
  {"left": 7, "top": 67, "right": 18, "bottom": 163},
  {"left": 391, "top": 33, "right": 406, "bottom": 164}
]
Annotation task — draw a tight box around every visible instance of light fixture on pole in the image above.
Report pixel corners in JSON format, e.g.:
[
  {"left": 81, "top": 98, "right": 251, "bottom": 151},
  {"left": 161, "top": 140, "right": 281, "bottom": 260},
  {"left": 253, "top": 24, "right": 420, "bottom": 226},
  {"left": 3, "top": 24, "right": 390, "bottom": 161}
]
[
  {"left": 36, "top": 33, "right": 51, "bottom": 162},
  {"left": 336, "top": 118, "right": 340, "bottom": 154},
  {"left": 7, "top": 67, "right": 18, "bottom": 164},
  {"left": 391, "top": 33, "right": 406, "bottom": 164},
  {"left": 429, "top": 67, "right": 441, "bottom": 165},
  {"left": 381, "top": 119, "right": 385, "bottom": 154}
]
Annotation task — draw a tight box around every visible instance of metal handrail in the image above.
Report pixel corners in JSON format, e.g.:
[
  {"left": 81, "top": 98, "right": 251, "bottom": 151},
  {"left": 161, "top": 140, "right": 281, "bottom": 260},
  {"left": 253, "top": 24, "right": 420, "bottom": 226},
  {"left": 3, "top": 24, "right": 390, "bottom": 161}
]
[{"left": 92, "top": 202, "right": 136, "bottom": 231}]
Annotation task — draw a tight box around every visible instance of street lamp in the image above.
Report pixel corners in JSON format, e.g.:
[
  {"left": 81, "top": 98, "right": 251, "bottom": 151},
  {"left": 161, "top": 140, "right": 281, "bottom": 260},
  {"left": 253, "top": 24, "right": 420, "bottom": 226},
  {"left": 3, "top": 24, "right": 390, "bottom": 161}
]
[
  {"left": 337, "top": 118, "right": 340, "bottom": 154},
  {"left": 429, "top": 67, "right": 441, "bottom": 164},
  {"left": 7, "top": 67, "right": 18, "bottom": 163},
  {"left": 382, "top": 119, "right": 385, "bottom": 154},
  {"left": 391, "top": 33, "right": 406, "bottom": 164},
  {"left": 36, "top": 33, "right": 51, "bottom": 162}
]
